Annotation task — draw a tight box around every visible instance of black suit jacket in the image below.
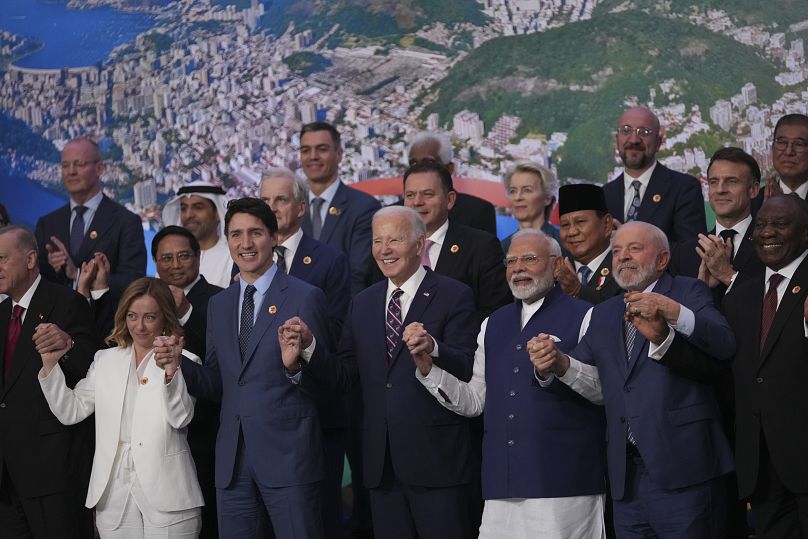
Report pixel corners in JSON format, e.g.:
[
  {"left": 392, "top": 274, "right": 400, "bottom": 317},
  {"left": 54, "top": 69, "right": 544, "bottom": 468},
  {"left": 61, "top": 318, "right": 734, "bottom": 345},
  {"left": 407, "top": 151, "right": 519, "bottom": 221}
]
[
  {"left": 0, "top": 279, "right": 96, "bottom": 500},
  {"left": 577, "top": 252, "right": 623, "bottom": 305},
  {"left": 184, "top": 275, "right": 223, "bottom": 360},
  {"left": 604, "top": 163, "right": 706, "bottom": 246},
  {"left": 724, "top": 255, "right": 808, "bottom": 498},
  {"left": 449, "top": 193, "right": 497, "bottom": 236},
  {"left": 35, "top": 195, "right": 146, "bottom": 300}
]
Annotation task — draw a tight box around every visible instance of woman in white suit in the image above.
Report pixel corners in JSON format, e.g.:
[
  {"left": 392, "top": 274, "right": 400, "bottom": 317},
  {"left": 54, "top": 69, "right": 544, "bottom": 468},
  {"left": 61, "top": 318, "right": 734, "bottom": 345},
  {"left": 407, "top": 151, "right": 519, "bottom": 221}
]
[{"left": 38, "top": 277, "right": 204, "bottom": 538}]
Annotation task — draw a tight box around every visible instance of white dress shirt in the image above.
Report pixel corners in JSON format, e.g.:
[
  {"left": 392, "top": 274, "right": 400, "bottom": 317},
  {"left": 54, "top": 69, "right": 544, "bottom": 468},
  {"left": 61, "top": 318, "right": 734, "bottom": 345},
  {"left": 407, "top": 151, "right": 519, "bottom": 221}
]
[
  {"left": 779, "top": 178, "right": 808, "bottom": 200},
  {"left": 69, "top": 189, "right": 103, "bottom": 236},
  {"left": 715, "top": 213, "right": 752, "bottom": 259},
  {"left": 277, "top": 228, "right": 304, "bottom": 270},
  {"left": 424, "top": 220, "right": 449, "bottom": 269},
  {"left": 622, "top": 161, "right": 657, "bottom": 218},
  {"left": 574, "top": 246, "right": 611, "bottom": 284},
  {"left": 308, "top": 179, "right": 341, "bottom": 226}
]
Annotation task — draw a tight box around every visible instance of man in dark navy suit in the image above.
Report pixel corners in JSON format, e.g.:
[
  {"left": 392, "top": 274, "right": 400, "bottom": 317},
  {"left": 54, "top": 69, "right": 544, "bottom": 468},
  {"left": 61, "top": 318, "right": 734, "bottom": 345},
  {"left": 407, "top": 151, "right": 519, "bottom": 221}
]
[
  {"left": 533, "top": 221, "right": 735, "bottom": 539},
  {"left": 300, "top": 206, "right": 479, "bottom": 539},
  {"left": 34, "top": 137, "right": 145, "bottom": 300},
  {"left": 603, "top": 107, "right": 706, "bottom": 248},
  {"left": 259, "top": 167, "right": 351, "bottom": 539},
  {"left": 299, "top": 122, "right": 381, "bottom": 297}
]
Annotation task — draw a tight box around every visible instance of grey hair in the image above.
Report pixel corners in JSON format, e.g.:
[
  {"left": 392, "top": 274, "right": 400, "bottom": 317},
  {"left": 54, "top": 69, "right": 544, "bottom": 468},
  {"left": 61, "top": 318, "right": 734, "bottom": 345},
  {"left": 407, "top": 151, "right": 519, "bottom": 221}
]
[
  {"left": 408, "top": 131, "right": 453, "bottom": 166},
  {"left": 260, "top": 167, "right": 308, "bottom": 204},
  {"left": 65, "top": 136, "right": 102, "bottom": 161},
  {"left": 372, "top": 205, "right": 427, "bottom": 240},
  {"left": 0, "top": 225, "right": 38, "bottom": 253},
  {"left": 619, "top": 221, "right": 670, "bottom": 253},
  {"left": 511, "top": 228, "right": 562, "bottom": 257}
]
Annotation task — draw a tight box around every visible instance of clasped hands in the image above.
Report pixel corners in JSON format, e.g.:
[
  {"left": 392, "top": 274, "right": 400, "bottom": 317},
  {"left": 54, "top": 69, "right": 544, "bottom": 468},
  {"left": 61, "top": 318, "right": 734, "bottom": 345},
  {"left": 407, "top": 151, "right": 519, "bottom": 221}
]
[
  {"left": 36, "top": 323, "right": 74, "bottom": 375},
  {"left": 153, "top": 335, "right": 185, "bottom": 380},
  {"left": 277, "top": 317, "right": 314, "bottom": 373}
]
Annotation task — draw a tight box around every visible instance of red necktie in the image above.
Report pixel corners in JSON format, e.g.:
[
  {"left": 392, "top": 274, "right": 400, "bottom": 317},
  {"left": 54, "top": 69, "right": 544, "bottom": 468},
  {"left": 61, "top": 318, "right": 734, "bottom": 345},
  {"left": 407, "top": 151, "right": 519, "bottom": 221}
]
[
  {"left": 4, "top": 305, "right": 25, "bottom": 382},
  {"left": 760, "top": 274, "right": 784, "bottom": 353}
]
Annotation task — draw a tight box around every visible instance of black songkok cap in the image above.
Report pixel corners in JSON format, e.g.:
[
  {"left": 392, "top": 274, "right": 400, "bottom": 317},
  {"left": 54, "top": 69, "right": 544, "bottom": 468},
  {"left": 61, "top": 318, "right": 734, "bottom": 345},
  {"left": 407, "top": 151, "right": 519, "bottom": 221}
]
[{"left": 558, "top": 183, "right": 608, "bottom": 216}]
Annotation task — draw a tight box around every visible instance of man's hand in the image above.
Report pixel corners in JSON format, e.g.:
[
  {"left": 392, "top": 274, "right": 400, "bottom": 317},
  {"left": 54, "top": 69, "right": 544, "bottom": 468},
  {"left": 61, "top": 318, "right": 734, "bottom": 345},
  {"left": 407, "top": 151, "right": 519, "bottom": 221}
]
[
  {"left": 77, "top": 259, "right": 98, "bottom": 299},
  {"left": 91, "top": 252, "right": 110, "bottom": 291},
  {"left": 153, "top": 335, "right": 184, "bottom": 379},
  {"left": 527, "top": 333, "right": 569, "bottom": 378},
  {"left": 624, "top": 291, "right": 681, "bottom": 326},
  {"left": 764, "top": 175, "right": 783, "bottom": 200},
  {"left": 34, "top": 323, "right": 73, "bottom": 375},
  {"left": 277, "top": 317, "right": 313, "bottom": 372},
  {"left": 696, "top": 234, "right": 734, "bottom": 286},
  {"left": 403, "top": 322, "right": 435, "bottom": 375},
  {"left": 554, "top": 257, "right": 582, "bottom": 297},
  {"left": 624, "top": 304, "right": 670, "bottom": 346},
  {"left": 168, "top": 285, "right": 192, "bottom": 319},
  {"left": 45, "top": 236, "right": 78, "bottom": 280},
  {"left": 697, "top": 257, "right": 721, "bottom": 289}
]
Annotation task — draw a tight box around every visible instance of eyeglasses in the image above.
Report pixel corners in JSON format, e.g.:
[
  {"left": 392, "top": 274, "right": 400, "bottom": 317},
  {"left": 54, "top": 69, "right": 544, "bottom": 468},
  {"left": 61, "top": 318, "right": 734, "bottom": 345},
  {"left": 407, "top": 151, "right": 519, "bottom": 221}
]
[
  {"left": 503, "top": 255, "right": 555, "bottom": 267},
  {"left": 157, "top": 251, "right": 195, "bottom": 265},
  {"left": 773, "top": 137, "right": 808, "bottom": 154},
  {"left": 60, "top": 160, "right": 100, "bottom": 169},
  {"left": 617, "top": 125, "right": 656, "bottom": 138}
]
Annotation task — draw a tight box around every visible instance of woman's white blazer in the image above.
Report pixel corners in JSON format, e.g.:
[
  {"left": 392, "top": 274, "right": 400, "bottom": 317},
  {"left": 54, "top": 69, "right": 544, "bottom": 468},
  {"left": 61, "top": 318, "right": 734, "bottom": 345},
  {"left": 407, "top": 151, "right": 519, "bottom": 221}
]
[{"left": 39, "top": 346, "right": 204, "bottom": 511}]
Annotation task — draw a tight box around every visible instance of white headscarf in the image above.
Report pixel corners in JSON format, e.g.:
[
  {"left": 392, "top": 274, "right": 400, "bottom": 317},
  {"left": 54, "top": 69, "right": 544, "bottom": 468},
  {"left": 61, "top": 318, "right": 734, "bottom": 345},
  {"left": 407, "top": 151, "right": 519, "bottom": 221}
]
[{"left": 161, "top": 181, "right": 229, "bottom": 237}]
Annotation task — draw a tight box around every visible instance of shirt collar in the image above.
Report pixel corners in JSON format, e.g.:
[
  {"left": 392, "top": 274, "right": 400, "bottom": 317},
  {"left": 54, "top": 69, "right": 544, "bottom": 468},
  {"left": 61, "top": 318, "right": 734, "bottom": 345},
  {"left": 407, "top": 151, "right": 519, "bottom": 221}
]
[
  {"left": 386, "top": 265, "right": 427, "bottom": 304},
  {"left": 70, "top": 189, "right": 103, "bottom": 212},
  {"left": 779, "top": 179, "right": 808, "bottom": 199},
  {"left": 427, "top": 219, "right": 450, "bottom": 246},
  {"left": 520, "top": 295, "right": 546, "bottom": 328},
  {"left": 13, "top": 274, "right": 41, "bottom": 311},
  {"left": 765, "top": 249, "right": 808, "bottom": 284},
  {"left": 715, "top": 213, "right": 752, "bottom": 239},
  {"left": 309, "top": 179, "right": 341, "bottom": 207},
  {"left": 574, "top": 245, "right": 611, "bottom": 274},
  {"left": 623, "top": 160, "right": 657, "bottom": 186},
  {"left": 182, "top": 274, "right": 202, "bottom": 295},
  {"left": 281, "top": 228, "right": 304, "bottom": 252},
  {"left": 240, "top": 263, "right": 277, "bottom": 297}
]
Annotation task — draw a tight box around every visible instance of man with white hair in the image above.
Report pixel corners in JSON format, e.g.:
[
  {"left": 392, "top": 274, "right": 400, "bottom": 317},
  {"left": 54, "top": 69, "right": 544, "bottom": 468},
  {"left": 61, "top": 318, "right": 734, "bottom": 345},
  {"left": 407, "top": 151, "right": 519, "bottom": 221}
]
[
  {"left": 531, "top": 221, "right": 735, "bottom": 538},
  {"left": 408, "top": 131, "right": 497, "bottom": 235},
  {"left": 162, "top": 181, "right": 234, "bottom": 288},
  {"left": 416, "top": 228, "right": 607, "bottom": 538}
]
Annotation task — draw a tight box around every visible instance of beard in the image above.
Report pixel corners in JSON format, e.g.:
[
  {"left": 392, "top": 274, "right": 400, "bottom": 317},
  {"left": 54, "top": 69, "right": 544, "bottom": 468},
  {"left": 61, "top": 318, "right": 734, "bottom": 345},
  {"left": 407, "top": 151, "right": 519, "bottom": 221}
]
[
  {"left": 619, "top": 143, "right": 652, "bottom": 170},
  {"left": 613, "top": 259, "right": 659, "bottom": 291},
  {"left": 508, "top": 270, "right": 555, "bottom": 302}
]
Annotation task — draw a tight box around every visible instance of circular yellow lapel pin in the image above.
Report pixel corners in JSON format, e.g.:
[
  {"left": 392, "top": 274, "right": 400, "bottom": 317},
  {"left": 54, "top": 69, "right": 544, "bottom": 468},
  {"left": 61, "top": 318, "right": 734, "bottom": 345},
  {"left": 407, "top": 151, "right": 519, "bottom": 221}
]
[
  {"left": 268, "top": 305, "right": 277, "bottom": 314},
  {"left": 89, "top": 230, "right": 98, "bottom": 239},
  {"left": 600, "top": 267, "right": 610, "bottom": 276},
  {"left": 793, "top": 285, "right": 801, "bottom": 294},
  {"left": 652, "top": 194, "right": 662, "bottom": 203},
  {"left": 303, "top": 256, "right": 312, "bottom": 265},
  {"left": 450, "top": 244, "right": 460, "bottom": 253},
  {"left": 140, "top": 377, "right": 149, "bottom": 385},
  {"left": 329, "top": 206, "right": 341, "bottom": 216}
]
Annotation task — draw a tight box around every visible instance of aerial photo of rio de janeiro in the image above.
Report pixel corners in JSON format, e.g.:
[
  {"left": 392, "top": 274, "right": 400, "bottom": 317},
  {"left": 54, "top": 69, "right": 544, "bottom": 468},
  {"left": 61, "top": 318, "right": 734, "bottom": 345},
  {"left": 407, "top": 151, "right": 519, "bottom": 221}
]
[{"left": 1, "top": 0, "right": 807, "bottom": 239}]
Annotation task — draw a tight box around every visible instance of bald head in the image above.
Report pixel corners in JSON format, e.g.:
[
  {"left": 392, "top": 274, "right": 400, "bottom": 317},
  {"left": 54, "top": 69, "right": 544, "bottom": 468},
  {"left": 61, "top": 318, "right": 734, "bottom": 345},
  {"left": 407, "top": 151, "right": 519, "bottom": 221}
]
[{"left": 615, "top": 107, "right": 663, "bottom": 175}]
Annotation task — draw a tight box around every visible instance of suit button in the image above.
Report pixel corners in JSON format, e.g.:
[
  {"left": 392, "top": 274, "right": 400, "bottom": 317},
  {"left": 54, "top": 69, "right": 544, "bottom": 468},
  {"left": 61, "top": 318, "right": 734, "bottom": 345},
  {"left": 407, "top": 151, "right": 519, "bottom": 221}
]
[
  {"left": 238, "top": 380, "right": 245, "bottom": 386},
  {"left": 619, "top": 416, "right": 626, "bottom": 423},
  {"left": 507, "top": 440, "right": 515, "bottom": 447},
  {"left": 756, "top": 377, "right": 764, "bottom": 384},
  {"left": 386, "top": 383, "right": 393, "bottom": 389},
  {"left": 512, "top": 367, "right": 519, "bottom": 374},
  {"left": 515, "top": 344, "right": 522, "bottom": 351},
  {"left": 507, "top": 414, "right": 514, "bottom": 420},
  {"left": 509, "top": 390, "right": 516, "bottom": 397},
  {"left": 0, "top": 403, "right": 5, "bottom": 408},
  {"left": 624, "top": 386, "right": 631, "bottom": 393}
]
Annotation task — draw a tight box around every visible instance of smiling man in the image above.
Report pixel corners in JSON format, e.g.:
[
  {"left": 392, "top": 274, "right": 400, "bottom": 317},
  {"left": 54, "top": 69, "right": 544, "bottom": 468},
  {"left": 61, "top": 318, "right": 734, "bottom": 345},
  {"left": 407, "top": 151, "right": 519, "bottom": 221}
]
[
  {"left": 603, "top": 107, "right": 706, "bottom": 247},
  {"left": 724, "top": 195, "right": 808, "bottom": 539},
  {"left": 178, "top": 197, "right": 331, "bottom": 538},
  {"left": 35, "top": 137, "right": 145, "bottom": 300}
]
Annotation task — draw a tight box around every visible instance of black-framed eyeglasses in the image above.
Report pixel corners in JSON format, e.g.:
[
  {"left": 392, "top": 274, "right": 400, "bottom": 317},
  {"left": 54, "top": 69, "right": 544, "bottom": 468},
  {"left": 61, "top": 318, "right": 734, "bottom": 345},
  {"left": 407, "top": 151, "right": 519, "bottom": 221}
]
[
  {"left": 617, "top": 125, "right": 656, "bottom": 138},
  {"left": 157, "top": 251, "right": 195, "bottom": 265}
]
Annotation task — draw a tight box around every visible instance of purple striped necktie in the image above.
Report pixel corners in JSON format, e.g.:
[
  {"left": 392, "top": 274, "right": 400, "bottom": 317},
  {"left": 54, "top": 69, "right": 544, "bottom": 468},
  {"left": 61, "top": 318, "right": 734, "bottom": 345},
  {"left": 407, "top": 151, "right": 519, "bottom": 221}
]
[{"left": 385, "top": 288, "right": 404, "bottom": 363}]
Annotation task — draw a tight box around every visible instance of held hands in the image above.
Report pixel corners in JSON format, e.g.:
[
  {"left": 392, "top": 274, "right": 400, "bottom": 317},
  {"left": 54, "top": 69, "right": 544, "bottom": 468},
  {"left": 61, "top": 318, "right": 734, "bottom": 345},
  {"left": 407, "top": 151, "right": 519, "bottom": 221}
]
[
  {"left": 45, "top": 236, "right": 78, "bottom": 280},
  {"left": 554, "top": 257, "right": 582, "bottom": 297},
  {"left": 153, "top": 335, "right": 185, "bottom": 380},
  {"left": 403, "top": 322, "right": 435, "bottom": 376},
  {"left": 277, "top": 317, "right": 314, "bottom": 372},
  {"left": 527, "top": 333, "right": 569, "bottom": 378},
  {"left": 35, "top": 323, "right": 73, "bottom": 375},
  {"left": 696, "top": 234, "right": 734, "bottom": 287},
  {"left": 623, "top": 292, "right": 674, "bottom": 345}
]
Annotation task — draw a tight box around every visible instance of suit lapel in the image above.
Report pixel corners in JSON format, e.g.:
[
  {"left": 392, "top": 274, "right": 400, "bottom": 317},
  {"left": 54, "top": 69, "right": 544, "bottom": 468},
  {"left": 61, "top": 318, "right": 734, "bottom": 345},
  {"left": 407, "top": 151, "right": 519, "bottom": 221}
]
[
  {"left": 2, "top": 282, "right": 55, "bottom": 394},
  {"left": 318, "top": 182, "right": 346, "bottom": 244},
  {"left": 605, "top": 176, "right": 626, "bottom": 223},
  {"left": 77, "top": 196, "right": 115, "bottom": 262},
  {"left": 638, "top": 166, "right": 671, "bottom": 223},
  {"left": 241, "top": 271, "right": 288, "bottom": 372},
  {"left": 433, "top": 222, "right": 462, "bottom": 277},
  {"left": 388, "top": 272, "right": 437, "bottom": 371},
  {"left": 732, "top": 223, "right": 756, "bottom": 273},
  {"left": 626, "top": 273, "right": 674, "bottom": 378},
  {"left": 760, "top": 257, "right": 808, "bottom": 363},
  {"left": 289, "top": 234, "right": 316, "bottom": 278}
]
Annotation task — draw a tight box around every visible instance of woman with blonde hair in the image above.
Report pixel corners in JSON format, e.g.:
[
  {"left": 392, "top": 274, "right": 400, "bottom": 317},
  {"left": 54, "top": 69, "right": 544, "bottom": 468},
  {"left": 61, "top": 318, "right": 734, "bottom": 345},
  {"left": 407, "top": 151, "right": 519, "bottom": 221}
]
[
  {"left": 38, "top": 277, "right": 203, "bottom": 537},
  {"left": 501, "top": 160, "right": 561, "bottom": 252}
]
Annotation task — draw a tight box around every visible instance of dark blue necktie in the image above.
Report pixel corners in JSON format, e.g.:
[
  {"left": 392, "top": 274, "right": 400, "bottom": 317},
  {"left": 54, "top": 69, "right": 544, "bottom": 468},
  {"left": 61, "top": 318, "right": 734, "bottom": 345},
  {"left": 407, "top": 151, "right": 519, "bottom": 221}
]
[
  {"left": 239, "top": 285, "right": 256, "bottom": 360},
  {"left": 626, "top": 180, "right": 641, "bottom": 222},
  {"left": 578, "top": 266, "right": 592, "bottom": 285},
  {"left": 624, "top": 316, "right": 638, "bottom": 446},
  {"left": 70, "top": 206, "right": 87, "bottom": 260}
]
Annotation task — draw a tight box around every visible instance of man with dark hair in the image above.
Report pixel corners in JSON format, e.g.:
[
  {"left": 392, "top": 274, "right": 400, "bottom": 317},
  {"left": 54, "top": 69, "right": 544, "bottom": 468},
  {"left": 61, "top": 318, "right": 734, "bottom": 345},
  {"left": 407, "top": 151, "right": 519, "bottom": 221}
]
[
  {"left": 0, "top": 225, "right": 96, "bottom": 538},
  {"left": 299, "top": 121, "right": 381, "bottom": 296},
  {"left": 603, "top": 107, "right": 707, "bottom": 247},
  {"left": 176, "top": 197, "right": 331, "bottom": 538},
  {"left": 35, "top": 137, "right": 146, "bottom": 299},
  {"left": 555, "top": 183, "right": 622, "bottom": 304},
  {"left": 724, "top": 195, "right": 808, "bottom": 538},
  {"left": 408, "top": 131, "right": 497, "bottom": 235}
]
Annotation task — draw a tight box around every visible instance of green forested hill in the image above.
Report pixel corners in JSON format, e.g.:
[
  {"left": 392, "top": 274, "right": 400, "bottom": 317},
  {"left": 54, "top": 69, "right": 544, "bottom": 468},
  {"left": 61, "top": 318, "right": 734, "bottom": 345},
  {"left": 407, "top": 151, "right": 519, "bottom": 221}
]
[
  {"left": 593, "top": 0, "right": 808, "bottom": 27},
  {"left": 423, "top": 10, "right": 783, "bottom": 180}
]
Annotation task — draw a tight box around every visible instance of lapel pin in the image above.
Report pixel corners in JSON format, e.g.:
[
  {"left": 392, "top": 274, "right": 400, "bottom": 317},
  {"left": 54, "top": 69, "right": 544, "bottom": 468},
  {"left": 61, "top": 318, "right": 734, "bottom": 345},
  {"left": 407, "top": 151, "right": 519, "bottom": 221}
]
[
  {"left": 600, "top": 268, "right": 610, "bottom": 276},
  {"left": 423, "top": 292, "right": 430, "bottom": 297},
  {"left": 268, "top": 305, "right": 277, "bottom": 314},
  {"left": 596, "top": 276, "right": 606, "bottom": 288},
  {"left": 792, "top": 285, "right": 801, "bottom": 294},
  {"left": 329, "top": 206, "right": 341, "bottom": 216},
  {"left": 303, "top": 256, "right": 312, "bottom": 265},
  {"left": 140, "top": 377, "right": 148, "bottom": 385},
  {"left": 450, "top": 244, "right": 460, "bottom": 253},
  {"left": 89, "top": 230, "right": 98, "bottom": 239},
  {"left": 38, "top": 313, "right": 44, "bottom": 320},
  {"left": 652, "top": 194, "right": 662, "bottom": 203}
]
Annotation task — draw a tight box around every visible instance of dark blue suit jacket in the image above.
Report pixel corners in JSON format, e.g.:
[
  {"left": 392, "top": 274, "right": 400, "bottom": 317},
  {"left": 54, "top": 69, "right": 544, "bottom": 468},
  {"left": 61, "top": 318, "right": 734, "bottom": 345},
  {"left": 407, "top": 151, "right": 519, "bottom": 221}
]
[
  {"left": 571, "top": 273, "right": 735, "bottom": 500},
  {"left": 34, "top": 195, "right": 146, "bottom": 299},
  {"left": 302, "top": 181, "right": 380, "bottom": 296},
  {"left": 604, "top": 163, "right": 707, "bottom": 246},
  {"left": 311, "top": 269, "right": 478, "bottom": 489},
  {"left": 181, "top": 270, "right": 330, "bottom": 491}
]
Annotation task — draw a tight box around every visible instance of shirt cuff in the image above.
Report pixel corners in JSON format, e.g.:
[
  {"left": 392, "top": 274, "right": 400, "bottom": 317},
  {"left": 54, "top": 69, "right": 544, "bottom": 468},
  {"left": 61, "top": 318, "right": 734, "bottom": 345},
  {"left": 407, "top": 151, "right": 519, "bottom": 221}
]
[
  {"left": 671, "top": 305, "right": 695, "bottom": 337},
  {"left": 178, "top": 304, "right": 193, "bottom": 326},
  {"left": 648, "top": 325, "right": 675, "bottom": 360},
  {"left": 91, "top": 288, "right": 109, "bottom": 300},
  {"left": 533, "top": 370, "right": 555, "bottom": 387},
  {"left": 430, "top": 337, "right": 439, "bottom": 357},
  {"left": 300, "top": 336, "right": 316, "bottom": 363}
]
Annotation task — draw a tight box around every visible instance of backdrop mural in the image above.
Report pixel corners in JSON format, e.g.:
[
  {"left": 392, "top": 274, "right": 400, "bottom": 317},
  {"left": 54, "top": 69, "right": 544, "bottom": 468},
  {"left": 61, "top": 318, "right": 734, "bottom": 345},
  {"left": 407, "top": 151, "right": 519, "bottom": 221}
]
[{"left": 2, "top": 0, "right": 807, "bottom": 273}]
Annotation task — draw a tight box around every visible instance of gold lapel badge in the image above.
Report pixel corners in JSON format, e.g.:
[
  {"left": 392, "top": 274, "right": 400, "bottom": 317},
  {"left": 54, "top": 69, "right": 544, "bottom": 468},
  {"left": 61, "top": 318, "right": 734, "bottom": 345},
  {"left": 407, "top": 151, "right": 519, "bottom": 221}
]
[
  {"left": 329, "top": 206, "right": 341, "bottom": 216},
  {"left": 89, "top": 230, "right": 98, "bottom": 239},
  {"left": 303, "top": 256, "right": 312, "bottom": 265},
  {"left": 450, "top": 244, "right": 460, "bottom": 253},
  {"left": 600, "top": 267, "right": 610, "bottom": 276},
  {"left": 140, "top": 377, "right": 149, "bottom": 385},
  {"left": 268, "top": 305, "right": 277, "bottom": 314},
  {"left": 792, "top": 285, "right": 801, "bottom": 294},
  {"left": 652, "top": 194, "right": 662, "bottom": 203}
]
